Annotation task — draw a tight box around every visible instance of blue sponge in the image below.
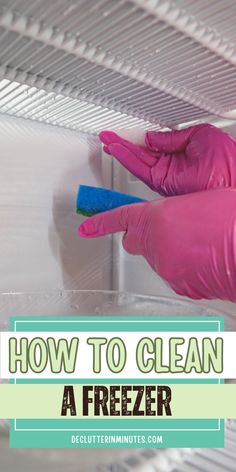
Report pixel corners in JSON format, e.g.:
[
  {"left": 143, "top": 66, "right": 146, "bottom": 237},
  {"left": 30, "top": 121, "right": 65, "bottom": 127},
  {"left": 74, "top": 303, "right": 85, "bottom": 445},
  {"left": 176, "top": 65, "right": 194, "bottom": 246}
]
[{"left": 77, "top": 185, "right": 145, "bottom": 216}]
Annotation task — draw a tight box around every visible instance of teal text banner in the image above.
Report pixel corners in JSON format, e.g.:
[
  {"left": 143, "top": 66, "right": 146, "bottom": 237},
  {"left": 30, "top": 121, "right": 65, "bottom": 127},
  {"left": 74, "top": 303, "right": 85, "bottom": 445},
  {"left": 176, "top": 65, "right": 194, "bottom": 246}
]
[{"left": 9, "top": 316, "right": 224, "bottom": 448}]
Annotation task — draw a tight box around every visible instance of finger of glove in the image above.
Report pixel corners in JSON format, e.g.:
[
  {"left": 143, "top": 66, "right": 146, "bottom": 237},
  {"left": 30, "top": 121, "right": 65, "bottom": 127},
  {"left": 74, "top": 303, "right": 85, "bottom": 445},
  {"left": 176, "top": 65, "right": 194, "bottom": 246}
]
[
  {"left": 100, "top": 130, "right": 156, "bottom": 166},
  {"left": 78, "top": 205, "right": 132, "bottom": 237},
  {"left": 108, "top": 143, "right": 153, "bottom": 186},
  {"left": 122, "top": 232, "right": 141, "bottom": 255},
  {"left": 103, "top": 145, "right": 111, "bottom": 155},
  {"left": 146, "top": 127, "right": 195, "bottom": 153}
]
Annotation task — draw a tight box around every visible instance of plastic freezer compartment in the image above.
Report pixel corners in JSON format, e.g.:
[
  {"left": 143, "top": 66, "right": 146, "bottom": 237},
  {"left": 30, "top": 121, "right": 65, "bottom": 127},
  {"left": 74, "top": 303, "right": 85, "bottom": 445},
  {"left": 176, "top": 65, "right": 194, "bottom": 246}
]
[{"left": 0, "top": 289, "right": 233, "bottom": 472}]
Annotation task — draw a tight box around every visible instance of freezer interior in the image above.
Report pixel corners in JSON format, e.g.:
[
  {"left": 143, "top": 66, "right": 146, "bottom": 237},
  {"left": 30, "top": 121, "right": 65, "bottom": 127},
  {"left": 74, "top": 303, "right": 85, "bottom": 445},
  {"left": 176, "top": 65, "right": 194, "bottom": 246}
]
[{"left": 0, "top": 0, "right": 236, "bottom": 470}]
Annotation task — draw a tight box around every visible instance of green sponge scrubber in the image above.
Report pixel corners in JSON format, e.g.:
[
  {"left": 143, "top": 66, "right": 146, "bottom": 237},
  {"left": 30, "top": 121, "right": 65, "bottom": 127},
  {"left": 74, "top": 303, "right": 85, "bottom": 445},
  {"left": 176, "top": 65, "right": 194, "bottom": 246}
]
[{"left": 77, "top": 185, "right": 146, "bottom": 217}]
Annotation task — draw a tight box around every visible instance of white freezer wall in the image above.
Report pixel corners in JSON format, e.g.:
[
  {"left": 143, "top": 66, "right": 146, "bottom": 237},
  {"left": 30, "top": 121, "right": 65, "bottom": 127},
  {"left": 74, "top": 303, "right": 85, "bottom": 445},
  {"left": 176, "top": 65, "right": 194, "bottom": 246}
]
[{"left": 0, "top": 114, "right": 112, "bottom": 292}]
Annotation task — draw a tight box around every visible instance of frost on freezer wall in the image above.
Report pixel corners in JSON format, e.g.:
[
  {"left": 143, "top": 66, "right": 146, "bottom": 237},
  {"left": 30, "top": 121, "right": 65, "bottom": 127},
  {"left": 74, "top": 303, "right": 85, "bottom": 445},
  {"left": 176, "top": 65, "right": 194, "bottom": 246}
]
[{"left": 0, "top": 115, "right": 112, "bottom": 292}]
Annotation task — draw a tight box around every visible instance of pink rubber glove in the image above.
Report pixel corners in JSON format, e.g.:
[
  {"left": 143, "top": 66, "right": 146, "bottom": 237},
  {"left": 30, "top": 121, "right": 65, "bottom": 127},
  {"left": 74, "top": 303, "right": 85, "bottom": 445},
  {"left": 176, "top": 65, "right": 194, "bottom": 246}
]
[
  {"left": 79, "top": 188, "right": 236, "bottom": 302},
  {"left": 100, "top": 124, "right": 236, "bottom": 196}
]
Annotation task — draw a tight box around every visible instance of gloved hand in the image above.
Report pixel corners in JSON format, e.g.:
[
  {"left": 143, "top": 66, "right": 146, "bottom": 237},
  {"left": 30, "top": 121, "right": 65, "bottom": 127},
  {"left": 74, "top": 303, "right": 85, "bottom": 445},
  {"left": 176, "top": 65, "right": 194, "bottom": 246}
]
[
  {"left": 79, "top": 188, "right": 236, "bottom": 302},
  {"left": 100, "top": 124, "right": 236, "bottom": 196}
]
